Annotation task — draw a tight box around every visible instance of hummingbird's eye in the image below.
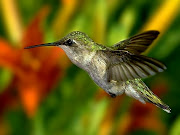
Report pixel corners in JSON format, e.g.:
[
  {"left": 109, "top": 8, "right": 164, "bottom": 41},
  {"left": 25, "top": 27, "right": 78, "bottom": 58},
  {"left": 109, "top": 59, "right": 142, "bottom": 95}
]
[{"left": 65, "top": 39, "right": 73, "bottom": 46}]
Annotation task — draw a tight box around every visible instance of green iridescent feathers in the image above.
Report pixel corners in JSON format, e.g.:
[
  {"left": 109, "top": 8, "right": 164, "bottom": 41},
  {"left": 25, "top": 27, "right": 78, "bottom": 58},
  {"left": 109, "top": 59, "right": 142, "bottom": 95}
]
[{"left": 126, "top": 79, "right": 171, "bottom": 113}]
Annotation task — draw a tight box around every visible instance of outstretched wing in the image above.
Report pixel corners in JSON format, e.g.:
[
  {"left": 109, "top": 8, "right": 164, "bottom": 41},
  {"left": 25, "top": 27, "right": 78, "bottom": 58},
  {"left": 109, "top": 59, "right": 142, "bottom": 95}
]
[
  {"left": 105, "top": 50, "right": 166, "bottom": 82},
  {"left": 113, "top": 30, "right": 159, "bottom": 54}
]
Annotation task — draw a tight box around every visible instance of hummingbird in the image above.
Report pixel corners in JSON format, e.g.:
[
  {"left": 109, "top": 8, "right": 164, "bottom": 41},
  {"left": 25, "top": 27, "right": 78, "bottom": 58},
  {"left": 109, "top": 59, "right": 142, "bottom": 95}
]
[{"left": 24, "top": 30, "right": 171, "bottom": 113}]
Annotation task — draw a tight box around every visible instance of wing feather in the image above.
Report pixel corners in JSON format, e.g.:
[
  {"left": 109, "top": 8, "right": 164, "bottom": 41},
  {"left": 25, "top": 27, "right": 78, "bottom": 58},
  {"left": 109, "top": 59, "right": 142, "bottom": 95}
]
[
  {"left": 106, "top": 50, "right": 166, "bottom": 82},
  {"left": 113, "top": 30, "right": 160, "bottom": 54},
  {"left": 102, "top": 30, "right": 166, "bottom": 82},
  {"left": 123, "top": 63, "right": 139, "bottom": 79}
]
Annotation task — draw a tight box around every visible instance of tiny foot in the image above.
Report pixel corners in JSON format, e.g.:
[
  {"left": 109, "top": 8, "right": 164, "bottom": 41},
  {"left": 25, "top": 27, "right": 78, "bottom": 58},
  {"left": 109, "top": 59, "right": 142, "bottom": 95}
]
[{"left": 108, "top": 92, "right": 116, "bottom": 98}]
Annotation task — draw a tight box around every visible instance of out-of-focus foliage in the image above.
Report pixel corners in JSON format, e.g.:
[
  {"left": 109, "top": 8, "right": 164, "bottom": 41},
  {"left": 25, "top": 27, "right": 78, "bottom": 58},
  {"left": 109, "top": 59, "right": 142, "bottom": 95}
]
[{"left": 0, "top": 0, "right": 179, "bottom": 135}]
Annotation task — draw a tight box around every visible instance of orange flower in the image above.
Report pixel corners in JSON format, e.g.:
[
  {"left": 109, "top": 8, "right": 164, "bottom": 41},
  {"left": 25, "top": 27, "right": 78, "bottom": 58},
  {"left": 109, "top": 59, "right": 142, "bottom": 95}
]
[{"left": 0, "top": 7, "right": 69, "bottom": 117}]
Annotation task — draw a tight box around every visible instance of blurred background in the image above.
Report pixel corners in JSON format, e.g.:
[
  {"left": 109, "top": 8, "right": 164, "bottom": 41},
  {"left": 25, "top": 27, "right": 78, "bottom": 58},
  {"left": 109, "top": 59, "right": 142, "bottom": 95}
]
[{"left": 0, "top": 0, "right": 180, "bottom": 135}]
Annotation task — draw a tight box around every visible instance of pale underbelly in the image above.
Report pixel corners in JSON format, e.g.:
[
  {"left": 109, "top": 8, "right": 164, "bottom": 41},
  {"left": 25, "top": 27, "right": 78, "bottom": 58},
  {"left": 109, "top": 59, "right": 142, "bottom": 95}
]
[{"left": 88, "top": 55, "right": 125, "bottom": 96}]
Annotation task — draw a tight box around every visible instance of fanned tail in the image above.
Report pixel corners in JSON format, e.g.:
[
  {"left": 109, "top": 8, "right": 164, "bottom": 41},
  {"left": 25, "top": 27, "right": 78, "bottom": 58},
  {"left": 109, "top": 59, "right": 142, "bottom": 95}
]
[{"left": 125, "top": 79, "right": 171, "bottom": 113}]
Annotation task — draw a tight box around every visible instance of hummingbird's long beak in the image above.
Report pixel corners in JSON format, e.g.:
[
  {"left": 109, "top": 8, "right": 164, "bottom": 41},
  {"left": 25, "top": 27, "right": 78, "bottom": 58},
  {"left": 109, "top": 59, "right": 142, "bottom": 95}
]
[{"left": 24, "top": 42, "right": 60, "bottom": 49}]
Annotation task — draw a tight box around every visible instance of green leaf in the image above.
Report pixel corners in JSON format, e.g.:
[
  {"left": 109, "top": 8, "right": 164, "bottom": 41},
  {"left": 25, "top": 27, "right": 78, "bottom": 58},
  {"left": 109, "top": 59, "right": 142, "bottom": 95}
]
[
  {"left": 0, "top": 68, "right": 13, "bottom": 93},
  {"left": 169, "top": 115, "right": 180, "bottom": 135}
]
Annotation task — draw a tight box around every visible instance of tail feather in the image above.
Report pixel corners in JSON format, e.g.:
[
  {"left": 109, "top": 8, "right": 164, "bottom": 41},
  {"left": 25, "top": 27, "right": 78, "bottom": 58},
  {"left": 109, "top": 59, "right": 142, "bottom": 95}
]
[{"left": 125, "top": 79, "right": 171, "bottom": 113}]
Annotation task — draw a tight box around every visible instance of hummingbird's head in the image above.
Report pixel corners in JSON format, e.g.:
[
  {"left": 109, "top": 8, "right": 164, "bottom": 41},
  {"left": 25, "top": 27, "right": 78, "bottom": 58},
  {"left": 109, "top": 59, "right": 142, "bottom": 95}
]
[
  {"left": 58, "top": 31, "right": 94, "bottom": 51},
  {"left": 24, "top": 31, "right": 95, "bottom": 65},
  {"left": 24, "top": 31, "right": 94, "bottom": 53}
]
